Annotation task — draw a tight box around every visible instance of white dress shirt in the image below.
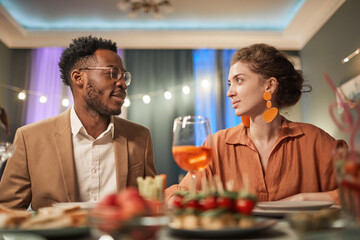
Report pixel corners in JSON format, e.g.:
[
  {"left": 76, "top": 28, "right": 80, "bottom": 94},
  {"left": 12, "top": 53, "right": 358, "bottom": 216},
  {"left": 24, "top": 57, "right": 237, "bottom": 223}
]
[{"left": 70, "top": 107, "right": 117, "bottom": 202}]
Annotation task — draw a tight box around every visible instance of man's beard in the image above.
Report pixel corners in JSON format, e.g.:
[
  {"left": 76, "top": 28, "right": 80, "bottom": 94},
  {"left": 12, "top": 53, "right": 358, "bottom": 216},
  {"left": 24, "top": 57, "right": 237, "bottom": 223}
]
[{"left": 83, "top": 81, "right": 121, "bottom": 117}]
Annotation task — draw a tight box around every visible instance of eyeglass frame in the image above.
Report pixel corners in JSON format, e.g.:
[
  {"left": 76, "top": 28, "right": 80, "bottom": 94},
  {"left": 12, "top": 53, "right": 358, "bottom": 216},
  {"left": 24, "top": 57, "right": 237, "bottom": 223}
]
[{"left": 78, "top": 66, "right": 131, "bottom": 86}]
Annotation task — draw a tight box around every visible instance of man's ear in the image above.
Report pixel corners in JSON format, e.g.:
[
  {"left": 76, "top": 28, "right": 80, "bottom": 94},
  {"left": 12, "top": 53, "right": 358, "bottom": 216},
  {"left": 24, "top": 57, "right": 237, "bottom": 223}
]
[
  {"left": 265, "top": 77, "right": 278, "bottom": 94},
  {"left": 71, "top": 69, "right": 83, "bottom": 86}
]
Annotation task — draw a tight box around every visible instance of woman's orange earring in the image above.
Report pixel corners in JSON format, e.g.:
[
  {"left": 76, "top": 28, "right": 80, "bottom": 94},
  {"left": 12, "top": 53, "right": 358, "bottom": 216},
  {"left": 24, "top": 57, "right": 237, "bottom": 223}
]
[
  {"left": 263, "top": 92, "right": 278, "bottom": 123},
  {"left": 241, "top": 116, "right": 250, "bottom": 127}
]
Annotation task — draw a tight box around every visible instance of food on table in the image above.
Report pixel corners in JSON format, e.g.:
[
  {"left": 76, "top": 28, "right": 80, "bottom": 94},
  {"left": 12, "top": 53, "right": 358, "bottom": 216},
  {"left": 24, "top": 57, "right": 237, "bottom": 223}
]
[
  {"left": 91, "top": 187, "right": 166, "bottom": 240},
  {"left": 171, "top": 189, "right": 257, "bottom": 230},
  {"left": 0, "top": 205, "right": 32, "bottom": 228},
  {"left": 287, "top": 208, "right": 340, "bottom": 232},
  {"left": 333, "top": 150, "right": 360, "bottom": 223},
  {"left": 137, "top": 174, "right": 166, "bottom": 201},
  {"left": 0, "top": 204, "right": 88, "bottom": 229}
]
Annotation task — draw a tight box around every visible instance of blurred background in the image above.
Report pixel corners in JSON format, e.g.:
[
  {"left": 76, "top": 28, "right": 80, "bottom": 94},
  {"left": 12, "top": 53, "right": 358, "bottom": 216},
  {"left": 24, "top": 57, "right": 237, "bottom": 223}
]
[{"left": 0, "top": 0, "right": 359, "bottom": 186}]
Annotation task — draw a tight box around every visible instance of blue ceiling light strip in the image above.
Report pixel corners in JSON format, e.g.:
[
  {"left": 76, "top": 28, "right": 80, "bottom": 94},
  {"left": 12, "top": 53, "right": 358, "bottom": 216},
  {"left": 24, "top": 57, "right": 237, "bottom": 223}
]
[{"left": 1, "top": 0, "right": 305, "bottom": 31}]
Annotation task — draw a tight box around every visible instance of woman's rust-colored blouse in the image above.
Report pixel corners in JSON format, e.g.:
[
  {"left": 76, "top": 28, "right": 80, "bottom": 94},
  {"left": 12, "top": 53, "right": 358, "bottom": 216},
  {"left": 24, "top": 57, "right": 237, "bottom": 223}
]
[{"left": 166, "top": 118, "right": 347, "bottom": 204}]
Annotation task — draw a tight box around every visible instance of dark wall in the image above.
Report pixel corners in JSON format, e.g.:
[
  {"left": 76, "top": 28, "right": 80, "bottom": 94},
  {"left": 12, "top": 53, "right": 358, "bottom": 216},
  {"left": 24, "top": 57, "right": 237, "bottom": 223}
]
[
  {"left": 0, "top": 41, "right": 11, "bottom": 107},
  {"left": 0, "top": 41, "right": 31, "bottom": 142},
  {"left": 300, "top": 0, "right": 360, "bottom": 143}
]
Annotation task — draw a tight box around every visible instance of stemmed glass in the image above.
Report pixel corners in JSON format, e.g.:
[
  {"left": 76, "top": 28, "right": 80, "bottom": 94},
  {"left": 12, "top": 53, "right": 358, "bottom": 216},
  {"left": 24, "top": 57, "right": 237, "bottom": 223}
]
[
  {"left": 0, "top": 142, "right": 16, "bottom": 169},
  {"left": 172, "top": 116, "right": 213, "bottom": 194}
]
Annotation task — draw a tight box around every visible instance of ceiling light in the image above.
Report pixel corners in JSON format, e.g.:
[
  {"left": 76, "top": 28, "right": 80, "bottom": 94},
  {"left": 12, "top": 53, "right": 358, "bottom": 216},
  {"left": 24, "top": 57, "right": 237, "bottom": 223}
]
[
  {"left": 117, "top": 0, "right": 173, "bottom": 19},
  {"left": 342, "top": 48, "right": 359, "bottom": 63}
]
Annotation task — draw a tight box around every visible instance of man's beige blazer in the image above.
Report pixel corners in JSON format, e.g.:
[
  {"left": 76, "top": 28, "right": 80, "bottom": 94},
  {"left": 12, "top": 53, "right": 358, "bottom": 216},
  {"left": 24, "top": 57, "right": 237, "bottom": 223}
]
[{"left": 0, "top": 109, "right": 156, "bottom": 210}]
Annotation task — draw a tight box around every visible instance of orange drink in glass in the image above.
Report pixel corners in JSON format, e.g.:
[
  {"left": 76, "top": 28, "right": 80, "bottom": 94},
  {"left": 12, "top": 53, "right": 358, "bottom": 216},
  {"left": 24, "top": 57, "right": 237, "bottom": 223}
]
[{"left": 172, "top": 116, "right": 213, "bottom": 194}]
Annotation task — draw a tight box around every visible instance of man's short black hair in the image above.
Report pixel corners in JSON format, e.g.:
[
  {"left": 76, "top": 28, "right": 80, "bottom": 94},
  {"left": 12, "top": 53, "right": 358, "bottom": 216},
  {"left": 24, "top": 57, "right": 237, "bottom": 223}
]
[{"left": 59, "top": 35, "right": 117, "bottom": 86}]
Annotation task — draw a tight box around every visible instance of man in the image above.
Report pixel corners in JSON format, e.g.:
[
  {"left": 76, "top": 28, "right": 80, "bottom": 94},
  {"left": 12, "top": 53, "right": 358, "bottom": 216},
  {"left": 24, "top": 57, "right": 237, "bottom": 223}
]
[{"left": 0, "top": 36, "right": 156, "bottom": 210}]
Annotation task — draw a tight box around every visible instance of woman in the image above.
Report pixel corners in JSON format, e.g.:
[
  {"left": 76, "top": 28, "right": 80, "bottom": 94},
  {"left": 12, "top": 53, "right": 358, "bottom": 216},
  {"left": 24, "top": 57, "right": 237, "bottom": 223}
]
[{"left": 166, "top": 44, "right": 347, "bottom": 205}]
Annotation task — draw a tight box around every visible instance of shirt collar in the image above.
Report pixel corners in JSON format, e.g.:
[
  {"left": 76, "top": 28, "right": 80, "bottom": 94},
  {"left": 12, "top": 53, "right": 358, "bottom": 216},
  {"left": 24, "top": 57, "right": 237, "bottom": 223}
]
[
  {"left": 225, "top": 117, "right": 304, "bottom": 145},
  {"left": 70, "top": 106, "right": 114, "bottom": 139}
]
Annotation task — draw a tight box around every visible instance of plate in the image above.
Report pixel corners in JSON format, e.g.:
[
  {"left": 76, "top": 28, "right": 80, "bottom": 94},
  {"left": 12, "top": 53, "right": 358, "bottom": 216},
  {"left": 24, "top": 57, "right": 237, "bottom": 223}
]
[
  {"left": 2, "top": 233, "right": 46, "bottom": 240},
  {"left": 252, "top": 208, "right": 317, "bottom": 217},
  {"left": 168, "top": 218, "right": 277, "bottom": 238},
  {"left": 0, "top": 226, "right": 90, "bottom": 238},
  {"left": 256, "top": 201, "right": 333, "bottom": 211},
  {"left": 53, "top": 202, "right": 95, "bottom": 209}
]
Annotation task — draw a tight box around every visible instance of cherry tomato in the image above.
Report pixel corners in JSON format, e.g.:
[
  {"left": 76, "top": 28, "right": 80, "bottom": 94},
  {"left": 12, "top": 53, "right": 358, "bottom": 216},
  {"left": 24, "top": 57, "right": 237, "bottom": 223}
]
[
  {"left": 186, "top": 199, "right": 200, "bottom": 209},
  {"left": 201, "top": 196, "right": 218, "bottom": 210},
  {"left": 344, "top": 161, "right": 359, "bottom": 177},
  {"left": 217, "top": 196, "right": 233, "bottom": 210},
  {"left": 172, "top": 195, "right": 184, "bottom": 208},
  {"left": 236, "top": 199, "right": 255, "bottom": 215}
]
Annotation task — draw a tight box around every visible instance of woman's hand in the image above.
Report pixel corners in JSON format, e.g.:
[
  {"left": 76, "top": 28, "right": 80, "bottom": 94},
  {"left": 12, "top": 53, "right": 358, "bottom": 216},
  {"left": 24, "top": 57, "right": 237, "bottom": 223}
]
[{"left": 279, "top": 192, "right": 334, "bottom": 202}]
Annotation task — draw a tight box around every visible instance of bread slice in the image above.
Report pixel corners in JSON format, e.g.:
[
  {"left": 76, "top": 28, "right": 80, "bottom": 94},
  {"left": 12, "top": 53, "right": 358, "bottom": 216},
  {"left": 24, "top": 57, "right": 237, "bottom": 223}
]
[
  {"left": 0, "top": 211, "right": 32, "bottom": 228},
  {"left": 20, "top": 211, "right": 72, "bottom": 229}
]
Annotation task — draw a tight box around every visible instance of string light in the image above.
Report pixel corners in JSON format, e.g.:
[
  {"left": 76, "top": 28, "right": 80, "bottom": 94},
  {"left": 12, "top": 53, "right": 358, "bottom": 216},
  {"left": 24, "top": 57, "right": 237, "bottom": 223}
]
[
  {"left": 1, "top": 80, "right": 201, "bottom": 107},
  {"left": 164, "top": 91, "right": 172, "bottom": 100},
  {"left": 124, "top": 97, "right": 131, "bottom": 107},
  {"left": 18, "top": 91, "right": 26, "bottom": 100},
  {"left": 182, "top": 85, "right": 190, "bottom": 95},
  {"left": 201, "top": 79, "right": 210, "bottom": 88},
  {"left": 143, "top": 95, "right": 151, "bottom": 104},
  {"left": 39, "top": 96, "right": 47, "bottom": 103},
  {"left": 62, "top": 98, "right": 70, "bottom": 107}
]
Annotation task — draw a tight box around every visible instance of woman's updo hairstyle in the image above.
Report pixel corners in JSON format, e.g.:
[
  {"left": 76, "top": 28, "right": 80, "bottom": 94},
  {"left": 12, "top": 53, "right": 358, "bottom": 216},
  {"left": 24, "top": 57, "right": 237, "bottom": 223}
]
[{"left": 231, "top": 43, "right": 311, "bottom": 109}]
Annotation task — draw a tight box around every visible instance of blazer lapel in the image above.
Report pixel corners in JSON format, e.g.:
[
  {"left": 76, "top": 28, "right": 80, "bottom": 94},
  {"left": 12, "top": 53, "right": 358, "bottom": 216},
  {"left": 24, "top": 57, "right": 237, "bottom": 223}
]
[
  {"left": 54, "top": 109, "right": 78, "bottom": 202},
  {"left": 113, "top": 118, "right": 128, "bottom": 191}
]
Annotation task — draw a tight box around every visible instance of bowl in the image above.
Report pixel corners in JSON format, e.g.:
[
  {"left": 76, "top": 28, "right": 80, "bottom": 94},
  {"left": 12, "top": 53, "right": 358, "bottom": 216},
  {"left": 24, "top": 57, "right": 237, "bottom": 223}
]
[{"left": 286, "top": 208, "right": 342, "bottom": 234}]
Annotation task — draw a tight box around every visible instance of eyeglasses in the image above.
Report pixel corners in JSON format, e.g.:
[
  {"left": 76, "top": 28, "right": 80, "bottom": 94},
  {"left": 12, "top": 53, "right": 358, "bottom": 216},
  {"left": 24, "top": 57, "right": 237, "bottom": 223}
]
[{"left": 79, "top": 66, "right": 131, "bottom": 86}]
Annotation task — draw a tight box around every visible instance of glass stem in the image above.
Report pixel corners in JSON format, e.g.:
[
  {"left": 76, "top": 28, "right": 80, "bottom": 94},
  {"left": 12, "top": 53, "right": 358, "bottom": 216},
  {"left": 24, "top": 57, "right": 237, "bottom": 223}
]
[{"left": 190, "top": 171, "right": 196, "bottom": 196}]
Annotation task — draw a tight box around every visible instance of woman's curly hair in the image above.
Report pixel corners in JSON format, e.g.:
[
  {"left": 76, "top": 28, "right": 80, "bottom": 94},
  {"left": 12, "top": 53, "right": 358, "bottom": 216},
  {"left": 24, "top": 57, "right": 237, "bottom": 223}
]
[
  {"left": 59, "top": 36, "right": 117, "bottom": 86},
  {"left": 231, "top": 43, "right": 311, "bottom": 109}
]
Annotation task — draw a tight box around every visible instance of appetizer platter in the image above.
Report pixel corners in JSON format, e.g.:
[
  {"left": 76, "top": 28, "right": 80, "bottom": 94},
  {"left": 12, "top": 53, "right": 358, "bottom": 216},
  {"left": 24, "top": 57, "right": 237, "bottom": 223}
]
[
  {"left": 0, "top": 204, "right": 89, "bottom": 237},
  {"left": 168, "top": 176, "right": 277, "bottom": 236}
]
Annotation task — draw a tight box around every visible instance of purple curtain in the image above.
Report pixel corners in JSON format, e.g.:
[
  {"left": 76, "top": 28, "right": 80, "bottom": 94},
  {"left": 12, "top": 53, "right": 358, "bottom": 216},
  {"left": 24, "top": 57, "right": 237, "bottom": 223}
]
[{"left": 25, "top": 48, "right": 67, "bottom": 124}]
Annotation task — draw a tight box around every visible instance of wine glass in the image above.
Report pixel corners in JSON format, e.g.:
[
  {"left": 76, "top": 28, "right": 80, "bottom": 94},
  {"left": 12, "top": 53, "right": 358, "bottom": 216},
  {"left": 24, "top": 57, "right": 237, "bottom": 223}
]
[
  {"left": 172, "top": 116, "right": 213, "bottom": 194},
  {"left": 0, "top": 142, "right": 16, "bottom": 169}
]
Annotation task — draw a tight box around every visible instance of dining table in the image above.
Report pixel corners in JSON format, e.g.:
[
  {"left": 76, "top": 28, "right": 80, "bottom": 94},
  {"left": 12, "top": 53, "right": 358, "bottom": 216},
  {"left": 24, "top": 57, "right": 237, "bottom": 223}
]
[{"left": 2, "top": 217, "right": 360, "bottom": 240}]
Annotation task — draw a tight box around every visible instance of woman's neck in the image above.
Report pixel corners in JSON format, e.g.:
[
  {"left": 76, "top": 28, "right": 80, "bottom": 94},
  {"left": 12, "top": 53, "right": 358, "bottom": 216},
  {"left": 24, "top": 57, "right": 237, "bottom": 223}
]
[{"left": 247, "top": 114, "right": 282, "bottom": 143}]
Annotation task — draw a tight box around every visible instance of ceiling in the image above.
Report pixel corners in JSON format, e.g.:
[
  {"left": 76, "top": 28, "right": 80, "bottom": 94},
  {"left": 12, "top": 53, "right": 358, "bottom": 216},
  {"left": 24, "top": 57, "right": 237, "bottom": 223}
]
[{"left": 0, "top": 0, "right": 345, "bottom": 49}]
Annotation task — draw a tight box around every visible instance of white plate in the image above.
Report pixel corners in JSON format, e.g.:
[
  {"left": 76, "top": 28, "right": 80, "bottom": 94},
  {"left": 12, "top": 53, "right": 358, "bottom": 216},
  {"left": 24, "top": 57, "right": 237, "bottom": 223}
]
[
  {"left": 168, "top": 218, "right": 277, "bottom": 238},
  {"left": 256, "top": 201, "right": 333, "bottom": 211},
  {"left": 252, "top": 208, "right": 316, "bottom": 217},
  {"left": 52, "top": 202, "right": 95, "bottom": 209}
]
